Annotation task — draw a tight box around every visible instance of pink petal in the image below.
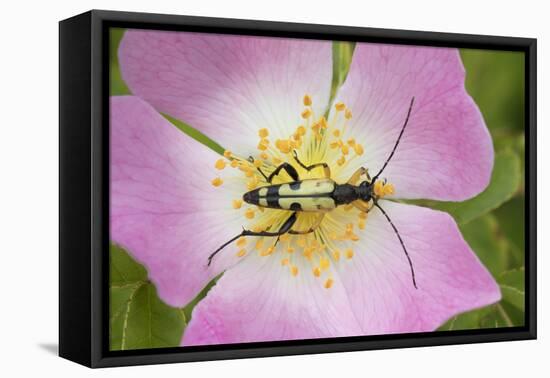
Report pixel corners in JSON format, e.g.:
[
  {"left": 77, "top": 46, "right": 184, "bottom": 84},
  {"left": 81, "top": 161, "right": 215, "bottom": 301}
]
[
  {"left": 181, "top": 254, "right": 363, "bottom": 345},
  {"left": 110, "top": 96, "right": 247, "bottom": 307},
  {"left": 119, "top": 30, "right": 332, "bottom": 156},
  {"left": 333, "top": 201, "right": 501, "bottom": 334},
  {"left": 336, "top": 44, "right": 493, "bottom": 201},
  {"left": 182, "top": 201, "right": 500, "bottom": 344}
]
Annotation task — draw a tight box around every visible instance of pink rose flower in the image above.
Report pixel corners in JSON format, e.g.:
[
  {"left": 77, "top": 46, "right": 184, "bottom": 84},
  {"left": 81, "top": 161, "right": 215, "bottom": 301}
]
[{"left": 110, "top": 30, "right": 500, "bottom": 345}]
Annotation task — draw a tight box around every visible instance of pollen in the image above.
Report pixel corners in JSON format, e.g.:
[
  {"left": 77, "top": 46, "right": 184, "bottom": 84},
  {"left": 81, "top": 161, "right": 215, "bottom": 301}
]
[
  {"left": 223, "top": 150, "right": 232, "bottom": 158},
  {"left": 324, "top": 278, "right": 334, "bottom": 289},
  {"left": 296, "top": 125, "right": 306, "bottom": 136},
  {"left": 345, "top": 108, "right": 353, "bottom": 120},
  {"left": 291, "top": 265, "right": 299, "bottom": 276},
  {"left": 261, "top": 246, "right": 275, "bottom": 256},
  {"left": 359, "top": 211, "right": 368, "bottom": 220},
  {"left": 332, "top": 250, "right": 341, "bottom": 261},
  {"left": 346, "top": 248, "right": 354, "bottom": 259},
  {"left": 354, "top": 143, "right": 364, "bottom": 155},
  {"left": 281, "top": 258, "right": 290, "bottom": 266},
  {"left": 232, "top": 199, "right": 243, "bottom": 209},
  {"left": 245, "top": 208, "right": 255, "bottom": 219},
  {"left": 255, "top": 239, "right": 264, "bottom": 250},
  {"left": 335, "top": 102, "right": 346, "bottom": 111},
  {"left": 275, "top": 139, "right": 292, "bottom": 154},
  {"left": 230, "top": 160, "right": 239, "bottom": 168},
  {"left": 358, "top": 219, "right": 366, "bottom": 230},
  {"left": 337, "top": 156, "right": 346, "bottom": 166},
  {"left": 215, "top": 159, "right": 226, "bottom": 170},
  {"left": 341, "top": 144, "right": 349, "bottom": 155},
  {"left": 211, "top": 177, "right": 223, "bottom": 187},
  {"left": 319, "top": 257, "right": 330, "bottom": 271},
  {"left": 301, "top": 108, "right": 312, "bottom": 119},
  {"left": 332, "top": 129, "right": 341, "bottom": 138},
  {"left": 236, "top": 236, "right": 247, "bottom": 247},
  {"left": 258, "top": 128, "right": 269, "bottom": 138},
  {"left": 236, "top": 249, "right": 246, "bottom": 257},
  {"left": 313, "top": 267, "right": 321, "bottom": 277},
  {"left": 303, "top": 94, "right": 312, "bottom": 106},
  {"left": 257, "top": 140, "right": 269, "bottom": 151},
  {"left": 374, "top": 180, "right": 395, "bottom": 198}
]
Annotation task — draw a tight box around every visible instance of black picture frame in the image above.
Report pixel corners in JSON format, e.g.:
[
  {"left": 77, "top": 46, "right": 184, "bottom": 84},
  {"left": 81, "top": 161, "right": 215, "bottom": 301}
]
[{"left": 59, "top": 9, "right": 537, "bottom": 368}]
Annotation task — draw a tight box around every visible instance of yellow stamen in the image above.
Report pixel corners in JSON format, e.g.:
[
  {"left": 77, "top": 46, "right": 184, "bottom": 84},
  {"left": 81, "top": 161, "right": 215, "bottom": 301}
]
[
  {"left": 341, "top": 144, "right": 349, "bottom": 155},
  {"left": 223, "top": 150, "right": 232, "bottom": 158},
  {"left": 345, "top": 108, "right": 353, "bottom": 119},
  {"left": 319, "top": 257, "right": 330, "bottom": 271},
  {"left": 261, "top": 246, "right": 275, "bottom": 256},
  {"left": 260, "top": 152, "right": 269, "bottom": 160},
  {"left": 230, "top": 160, "right": 238, "bottom": 168},
  {"left": 291, "top": 266, "right": 299, "bottom": 276},
  {"left": 255, "top": 239, "right": 264, "bottom": 250},
  {"left": 258, "top": 128, "right": 269, "bottom": 138},
  {"left": 303, "top": 94, "right": 312, "bottom": 106},
  {"left": 236, "top": 249, "right": 246, "bottom": 257},
  {"left": 297, "top": 125, "right": 306, "bottom": 136},
  {"left": 354, "top": 143, "right": 364, "bottom": 155},
  {"left": 232, "top": 199, "right": 243, "bottom": 209},
  {"left": 358, "top": 219, "right": 366, "bottom": 230},
  {"left": 313, "top": 267, "right": 321, "bottom": 277},
  {"left": 253, "top": 158, "right": 263, "bottom": 168},
  {"left": 359, "top": 212, "right": 368, "bottom": 220},
  {"left": 332, "top": 129, "right": 341, "bottom": 137},
  {"left": 245, "top": 208, "right": 255, "bottom": 219},
  {"left": 236, "top": 236, "right": 247, "bottom": 247},
  {"left": 335, "top": 102, "right": 346, "bottom": 111},
  {"left": 346, "top": 249, "right": 354, "bottom": 259},
  {"left": 301, "top": 108, "right": 312, "bottom": 119},
  {"left": 347, "top": 138, "right": 356, "bottom": 147},
  {"left": 337, "top": 156, "right": 346, "bottom": 166},
  {"left": 215, "top": 159, "right": 226, "bottom": 170},
  {"left": 332, "top": 250, "right": 341, "bottom": 261},
  {"left": 281, "top": 258, "right": 290, "bottom": 266},
  {"left": 211, "top": 177, "right": 223, "bottom": 187},
  {"left": 275, "top": 139, "right": 292, "bottom": 154},
  {"left": 324, "top": 278, "right": 334, "bottom": 289}
]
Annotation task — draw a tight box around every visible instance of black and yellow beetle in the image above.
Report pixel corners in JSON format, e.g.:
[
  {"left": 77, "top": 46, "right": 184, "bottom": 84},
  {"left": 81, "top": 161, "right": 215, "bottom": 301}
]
[{"left": 209, "top": 97, "right": 417, "bottom": 288}]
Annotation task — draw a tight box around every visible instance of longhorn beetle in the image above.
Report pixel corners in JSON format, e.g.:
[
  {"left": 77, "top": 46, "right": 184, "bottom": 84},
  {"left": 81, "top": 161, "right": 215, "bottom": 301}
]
[{"left": 208, "top": 97, "right": 417, "bottom": 289}]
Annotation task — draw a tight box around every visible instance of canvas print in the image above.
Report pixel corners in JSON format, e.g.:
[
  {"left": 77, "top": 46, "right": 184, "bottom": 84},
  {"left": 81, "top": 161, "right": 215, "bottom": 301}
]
[{"left": 109, "top": 28, "right": 526, "bottom": 351}]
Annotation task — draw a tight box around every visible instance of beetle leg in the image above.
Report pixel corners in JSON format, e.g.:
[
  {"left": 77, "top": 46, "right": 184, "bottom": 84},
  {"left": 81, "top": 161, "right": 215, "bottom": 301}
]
[
  {"left": 264, "top": 162, "right": 299, "bottom": 183},
  {"left": 292, "top": 150, "right": 331, "bottom": 178},
  {"left": 207, "top": 213, "right": 298, "bottom": 266},
  {"left": 352, "top": 199, "right": 375, "bottom": 213},
  {"left": 347, "top": 167, "right": 370, "bottom": 185},
  {"left": 288, "top": 213, "right": 325, "bottom": 235}
]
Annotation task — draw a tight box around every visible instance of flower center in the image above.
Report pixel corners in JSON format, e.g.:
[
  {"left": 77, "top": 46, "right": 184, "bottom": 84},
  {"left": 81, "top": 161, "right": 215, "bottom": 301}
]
[{"left": 211, "top": 94, "right": 395, "bottom": 288}]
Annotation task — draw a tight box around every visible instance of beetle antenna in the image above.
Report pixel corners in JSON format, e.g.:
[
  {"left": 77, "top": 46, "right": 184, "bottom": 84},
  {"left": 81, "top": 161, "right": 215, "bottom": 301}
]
[
  {"left": 207, "top": 231, "right": 244, "bottom": 266},
  {"left": 372, "top": 97, "right": 415, "bottom": 182},
  {"left": 374, "top": 203, "right": 417, "bottom": 289}
]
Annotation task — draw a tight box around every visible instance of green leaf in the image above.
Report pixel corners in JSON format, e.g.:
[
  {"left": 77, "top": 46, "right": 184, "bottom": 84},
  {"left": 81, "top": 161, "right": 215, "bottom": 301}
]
[
  {"left": 330, "top": 41, "right": 355, "bottom": 102},
  {"left": 110, "top": 245, "right": 187, "bottom": 350},
  {"left": 493, "top": 195, "right": 525, "bottom": 267},
  {"left": 460, "top": 214, "right": 509, "bottom": 277},
  {"left": 428, "top": 150, "right": 521, "bottom": 225},
  {"left": 460, "top": 49, "right": 524, "bottom": 134},
  {"left": 162, "top": 113, "right": 224, "bottom": 155},
  {"left": 498, "top": 269, "right": 525, "bottom": 314},
  {"left": 109, "top": 28, "right": 131, "bottom": 96}
]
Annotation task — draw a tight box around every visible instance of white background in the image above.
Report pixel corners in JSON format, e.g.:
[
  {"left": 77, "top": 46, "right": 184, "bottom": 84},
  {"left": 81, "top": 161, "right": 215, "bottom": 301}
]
[{"left": 0, "top": 0, "right": 546, "bottom": 376}]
